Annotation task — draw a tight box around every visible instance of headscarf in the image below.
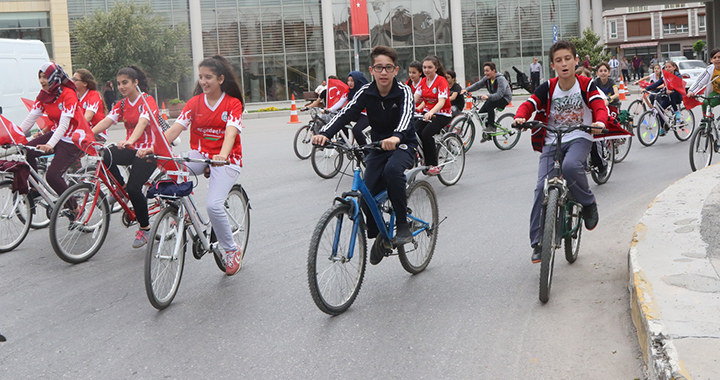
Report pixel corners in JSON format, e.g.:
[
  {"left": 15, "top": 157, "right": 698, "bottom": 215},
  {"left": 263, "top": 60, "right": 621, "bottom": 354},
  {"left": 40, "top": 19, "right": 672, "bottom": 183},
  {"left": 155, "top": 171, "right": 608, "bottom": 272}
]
[
  {"left": 36, "top": 62, "right": 76, "bottom": 104},
  {"left": 347, "top": 71, "right": 369, "bottom": 99}
]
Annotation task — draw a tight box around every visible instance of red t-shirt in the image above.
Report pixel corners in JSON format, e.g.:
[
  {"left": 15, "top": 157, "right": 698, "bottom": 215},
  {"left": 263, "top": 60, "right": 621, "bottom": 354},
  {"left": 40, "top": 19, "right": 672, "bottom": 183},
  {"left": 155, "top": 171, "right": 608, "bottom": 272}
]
[
  {"left": 415, "top": 75, "right": 451, "bottom": 117},
  {"left": 176, "top": 93, "right": 243, "bottom": 166},
  {"left": 29, "top": 90, "right": 91, "bottom": 146},
  {"left": 106, "top": 93, "right": 159, "bottom": 149},
  {"left": 78, "top": 89, "right": 105, "bottom": 127}
]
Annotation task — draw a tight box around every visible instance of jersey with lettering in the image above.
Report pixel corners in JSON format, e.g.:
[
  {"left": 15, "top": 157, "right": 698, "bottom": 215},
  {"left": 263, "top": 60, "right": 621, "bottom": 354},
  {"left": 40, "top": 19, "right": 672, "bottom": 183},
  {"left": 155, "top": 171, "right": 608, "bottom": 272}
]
[
  {"left": 415, "top": 75, "right": 452, "bottom": 117},
  {"left": 176, "top": 93, "right": 243, "bottom": 166},
  {"left": 29, "top": 90, "right": 90, "bottom": 145},
  {"left": 106, "top": 93, "right": 159, "bottom": 149}
]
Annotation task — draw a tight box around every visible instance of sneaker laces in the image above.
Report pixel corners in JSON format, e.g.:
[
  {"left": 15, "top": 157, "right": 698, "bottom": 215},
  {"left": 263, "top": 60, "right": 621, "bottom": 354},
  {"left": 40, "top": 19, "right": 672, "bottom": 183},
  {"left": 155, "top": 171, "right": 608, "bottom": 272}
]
[{"left": 135, "top": 229, "right": 148, "bottom": 241}]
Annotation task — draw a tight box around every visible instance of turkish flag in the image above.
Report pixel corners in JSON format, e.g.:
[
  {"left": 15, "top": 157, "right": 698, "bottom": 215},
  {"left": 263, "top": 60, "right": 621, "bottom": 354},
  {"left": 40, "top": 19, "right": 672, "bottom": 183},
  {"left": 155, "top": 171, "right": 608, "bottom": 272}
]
[
  {"left": 21, "top": 98, "right": 53, "bottom": 130},
  {"left": 350, "top": 0, "right": 369, "bottom": 36},
  {"left": 326, "top": 78, "right": 349, "bottom": 110},
  {"left": 139, "top": 93, "right": 182, "bottom": 179},
  {"left": 662, "top": 70, "right": 686, "bottom": 96},
  {"left": 683, "top": 85, "right": 705, "bottom": 110},
  {"left": 0, "top": 115, "right": 28, "bottom": 145}
]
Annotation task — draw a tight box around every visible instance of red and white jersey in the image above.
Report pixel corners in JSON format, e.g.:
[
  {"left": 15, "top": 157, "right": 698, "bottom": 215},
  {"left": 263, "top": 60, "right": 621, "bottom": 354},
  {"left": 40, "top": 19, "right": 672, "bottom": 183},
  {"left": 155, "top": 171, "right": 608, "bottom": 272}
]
[
  {"left": 106, "top": 93, "right": 159, "bottom": 150},
  {"left": 176, "top": 93, "right": 244, "bottom": 166},
  {"left": 78, "top": 89, "right": 105, "bottom": 127},
  {"left": 415, "top": 75, "right": 451, "bottom": 117},
  {"left": 29, "top": 90, "right": 90, "bottom": 145}
]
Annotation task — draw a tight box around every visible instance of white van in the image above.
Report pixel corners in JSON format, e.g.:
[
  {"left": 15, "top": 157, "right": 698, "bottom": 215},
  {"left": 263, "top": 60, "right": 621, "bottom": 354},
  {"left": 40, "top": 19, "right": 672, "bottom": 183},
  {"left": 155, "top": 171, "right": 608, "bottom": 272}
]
[{"left": 0, "top": 39, "right": 50, "bottom": 125}]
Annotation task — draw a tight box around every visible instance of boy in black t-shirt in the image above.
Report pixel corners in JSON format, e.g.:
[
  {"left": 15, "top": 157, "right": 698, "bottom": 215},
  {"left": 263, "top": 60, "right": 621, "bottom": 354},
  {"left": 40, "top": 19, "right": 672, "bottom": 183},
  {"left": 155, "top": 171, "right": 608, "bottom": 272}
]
[{"left": 446, "top": 70, "right": 465, "bottom": 117}]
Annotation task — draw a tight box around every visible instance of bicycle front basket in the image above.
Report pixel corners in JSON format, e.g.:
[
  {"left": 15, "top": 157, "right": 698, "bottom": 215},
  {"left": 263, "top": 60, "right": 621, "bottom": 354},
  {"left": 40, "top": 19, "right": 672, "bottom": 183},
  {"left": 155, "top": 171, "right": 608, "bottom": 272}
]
[{"left": 146, "top": 179, "right": 193, "bottom": 198}]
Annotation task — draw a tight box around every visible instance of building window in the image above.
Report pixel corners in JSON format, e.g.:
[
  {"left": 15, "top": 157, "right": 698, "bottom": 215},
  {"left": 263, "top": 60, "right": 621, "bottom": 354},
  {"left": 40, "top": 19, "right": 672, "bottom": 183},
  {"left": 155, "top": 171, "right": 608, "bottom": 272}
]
[
  {"left": 661, "top": 43, "right": 682, "bottom": 59},
  {"left": 0, "top": 12, "right": 52, "bottom": 55},
  {"left": 698, "top": 15, "right": 705, "bottom": 32},
  {"left": 628, "top": 6, "right": 649, "bottom": 12},
  {"left": 663, "top": 4, "right": 686, "bottom": 9},
  {"left": 609, "top": 20, "right": 617, "bottom": 39},
  {"left": 675, "top": 24, "right": 688, "bottom": 34},
  {"left": 664, "top": 23, "right": 676, "bottom": 34}
]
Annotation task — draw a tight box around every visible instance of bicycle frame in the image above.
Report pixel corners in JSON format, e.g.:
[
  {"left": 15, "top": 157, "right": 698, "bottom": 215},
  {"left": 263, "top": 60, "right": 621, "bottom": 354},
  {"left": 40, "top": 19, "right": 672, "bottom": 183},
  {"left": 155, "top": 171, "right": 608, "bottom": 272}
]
[{"left": 0, "top": 146, "right": 58, "bottom": 211}]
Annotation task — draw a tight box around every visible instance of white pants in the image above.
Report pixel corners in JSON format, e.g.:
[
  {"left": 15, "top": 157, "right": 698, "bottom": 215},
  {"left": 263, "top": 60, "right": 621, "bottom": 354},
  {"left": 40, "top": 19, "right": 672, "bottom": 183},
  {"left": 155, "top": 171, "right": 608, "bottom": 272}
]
[{"left": 184, "top": 150, "right": 241, "bottom": 252}]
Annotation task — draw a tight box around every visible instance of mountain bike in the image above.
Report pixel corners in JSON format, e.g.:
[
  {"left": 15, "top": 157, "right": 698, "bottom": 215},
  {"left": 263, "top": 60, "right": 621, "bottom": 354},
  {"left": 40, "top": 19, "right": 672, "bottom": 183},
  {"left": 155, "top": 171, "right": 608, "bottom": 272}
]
[
  {"left": 449, "top": 95, "right": 521, "bottom": 151},
  {"left": 307, "top": 142, "right": 439, "bottom": 315},
  {"left": 414, "top": 114, "right": 465, "bottom": 186},
  {"left": 294, "top": 107, "right": 325, "bottom": 160},
  {"left": 688, "top": 95, "right": 720, "bottom": 171},
  {"left": 637, "top": 91, "right": 696, "bottom": 146},
  {"left": 143, "top": 154, "right": 251, "bottom": 310}
]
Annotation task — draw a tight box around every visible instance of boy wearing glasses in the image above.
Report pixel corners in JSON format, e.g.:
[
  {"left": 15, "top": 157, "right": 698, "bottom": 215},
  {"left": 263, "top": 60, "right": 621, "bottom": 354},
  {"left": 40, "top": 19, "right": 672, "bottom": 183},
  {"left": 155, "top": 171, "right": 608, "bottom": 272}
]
[{"left": 312, "top": 45, "right": 417, "bottom": 265}]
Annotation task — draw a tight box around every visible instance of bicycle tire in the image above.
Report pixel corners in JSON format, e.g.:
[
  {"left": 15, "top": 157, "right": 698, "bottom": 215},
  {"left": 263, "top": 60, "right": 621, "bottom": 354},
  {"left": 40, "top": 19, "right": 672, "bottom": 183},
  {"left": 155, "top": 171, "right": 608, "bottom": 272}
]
[
  {"left": 437, "top": 133, "right": 465, "bottom": 186},
  {"left": 674, "top": 107, "right": 696, "bottom": 141},
  {"left": 627, "top": 99, "right": 646, "bottom": 124},
  {"left": 398, "top": 180, "right": 438, "bottom": 274},
  {"left": 293, "top": 124, "right": 314, "bottom": 160},
  {"left": 310, "top": 144, "right": 343, "bottom": 179},
  {"left": 0, "top": 181, "right": 31, "bottom": 253},
  {"left": 539, "top": 188, "right": 560, "bottom": 303},
  {"left": 637, "top": 111, "right": 660, "bottom": 147},
  {"left": 449, "top": 114, "right": 476, "bottom": 152},
  {"left": 307, "top": 203, "right": 367, "bottom": 315},
  {"left": 590, "top": 140, "right": 615, "bottom": 185},
  {"left": 689, "top": 125, "right": 714, "bottom": 172},
  {"left": 564, "top": 202, "right": 582, "bottom": 263},
  {"left": 613, "top": 121, "right": 633, "bottom": 163},
  {"left": 221, "top": 184, "right": 251, "bottom": 270},
  {"left": 145, "top": 206, "right": 186, "bottom": 310},
  {"left": 49, "top": 182, "right": 111, "bottom": 264},
  {"left": 492, "top": 114, "right": 522, "bottom": 150}
]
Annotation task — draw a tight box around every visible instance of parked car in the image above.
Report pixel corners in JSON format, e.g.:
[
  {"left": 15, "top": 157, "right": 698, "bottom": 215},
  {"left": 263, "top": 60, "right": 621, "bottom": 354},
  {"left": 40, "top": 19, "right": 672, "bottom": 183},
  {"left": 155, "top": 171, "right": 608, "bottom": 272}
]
[
  {"left": 677, "top": 60, "right": 707, "bottom": 89},
  {"left": 669, "top": 55, "right": 688, "bottom": 62}
]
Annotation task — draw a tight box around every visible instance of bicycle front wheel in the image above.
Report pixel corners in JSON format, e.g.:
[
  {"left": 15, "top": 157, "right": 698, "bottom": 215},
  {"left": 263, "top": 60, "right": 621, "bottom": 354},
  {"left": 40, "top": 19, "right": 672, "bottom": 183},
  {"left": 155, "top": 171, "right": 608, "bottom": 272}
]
[
  {"left": 493, "top": 114, "right": 522, "bottom": 150},
  {"left": 674, "top": 107, "right": 696, "bottom": 141},
  {"left": 225, "top": 184, "right": 251, "bottom": 259},
  {"left": 307, "top": 203, "right": 367, "bottom": 315},
  {"left": 437, "top": 133, "right": 465, "bottom": 186},
  {"left": 689, "top": 125, "right": 714, "bottom": 172},
  {"left": 0, "top": 181, "right": 31, "bottom": 252},
  {"left": 449, "top": 114, "right": 476, "bottom": 152},
  {"left": 293, "top": 124, "right": 314, "bottom": 160},
  {"left": 49, "top": 182, "right": 110, "bottom": 264},
  {"left": 310, "top": 145, "right": 343, "bottom": 179},
  {"left": 398, "top": 180, "right": 438, "bottom": 274},
  {"left": 637, "top": 111, "right": 660, "bottom": 146},
  {"left": 145, "top": 206, "right": 186, "bottom": 310},
  {"left": 613, "top": 122, "right": 633, "bottom": 163},
  {"left": 627, "top": 99, "right": 646, "bottom": 124},
  {"left": 539, "top": 188, "right": 560, "bottom": 303}
]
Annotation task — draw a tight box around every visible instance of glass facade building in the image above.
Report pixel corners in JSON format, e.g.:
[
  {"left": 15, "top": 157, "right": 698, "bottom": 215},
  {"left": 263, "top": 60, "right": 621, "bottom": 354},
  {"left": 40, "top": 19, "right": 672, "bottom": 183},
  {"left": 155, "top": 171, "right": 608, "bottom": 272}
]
[{"left": 0, "top": 11, "right": 52, "bottom": 54}]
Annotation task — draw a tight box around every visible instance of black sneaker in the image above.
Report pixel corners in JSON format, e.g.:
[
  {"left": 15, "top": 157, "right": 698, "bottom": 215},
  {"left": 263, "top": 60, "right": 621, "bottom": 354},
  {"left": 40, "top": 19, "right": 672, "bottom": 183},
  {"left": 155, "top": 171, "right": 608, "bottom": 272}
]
[
  {"left": 531, "top": 245, "right": 542, "bottom": 263},
  {"left": 370, "top": 237, "right": 389, "bottom": 265},
  {"left": 393, "top": 223, "right": 413, "bottom": 245},
  {"left": 583, "top": 202, "right": 599, "bottom": 230},
  {"left": 598, "top": 163, "right": 608, "bottom": 177}
]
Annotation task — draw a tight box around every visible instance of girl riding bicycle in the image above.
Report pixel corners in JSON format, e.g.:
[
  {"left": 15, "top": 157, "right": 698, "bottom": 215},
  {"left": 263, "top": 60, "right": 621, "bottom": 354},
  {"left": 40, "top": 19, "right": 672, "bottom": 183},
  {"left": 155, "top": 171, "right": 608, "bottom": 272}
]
[
  {"left": 72, "top": 69, "right": 106, "bottom": 140},
  {"left": 688, "top": 47, "right": 720, "bottom": 116},
  {"left": 139, "top": 55, "right": 245, "bottom": 276},
  {"left": 91, "top": 66, "right": 161, "bottom": 249},
  {"left": 414, "top": 55, "right": 452, "bottom": 176},
  {"left": 644, "top": 61, "right": 684, "bottom": 130}
]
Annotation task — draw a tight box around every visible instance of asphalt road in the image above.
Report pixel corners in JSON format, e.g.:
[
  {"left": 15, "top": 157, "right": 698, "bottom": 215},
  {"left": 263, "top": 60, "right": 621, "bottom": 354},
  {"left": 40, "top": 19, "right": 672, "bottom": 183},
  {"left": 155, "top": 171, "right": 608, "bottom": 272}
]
[{"left": 0, "top": 94, "right": 699, "bottom": 379}]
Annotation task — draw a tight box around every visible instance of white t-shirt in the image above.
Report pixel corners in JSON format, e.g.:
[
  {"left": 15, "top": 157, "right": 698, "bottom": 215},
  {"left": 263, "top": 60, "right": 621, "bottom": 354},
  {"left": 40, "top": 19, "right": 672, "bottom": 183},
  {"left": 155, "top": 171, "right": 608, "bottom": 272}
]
[
  {"left": 314, "top": 84, "right": 327, "bottom": 94},
  {"left": 546, "top": 80, "right": 593, "bottom": 145}
]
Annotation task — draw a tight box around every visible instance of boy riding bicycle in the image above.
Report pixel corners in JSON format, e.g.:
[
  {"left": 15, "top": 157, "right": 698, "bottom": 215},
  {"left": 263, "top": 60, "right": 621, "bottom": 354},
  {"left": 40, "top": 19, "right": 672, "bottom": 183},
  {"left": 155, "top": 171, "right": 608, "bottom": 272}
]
[
  {"left": 462, "top": 62, "right": 513, "bottom": 133},
  {"left": 312, "top": 45, "right": 417, "bottom": 266}
]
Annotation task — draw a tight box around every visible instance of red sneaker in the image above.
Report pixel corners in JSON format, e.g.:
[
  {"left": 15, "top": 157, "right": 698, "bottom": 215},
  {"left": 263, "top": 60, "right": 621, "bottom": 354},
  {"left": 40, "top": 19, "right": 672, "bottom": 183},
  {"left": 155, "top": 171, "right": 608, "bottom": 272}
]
[
  {"left": 225, "top": 248, "right": 243, "bottom": 275},
  {"left": 427, "top": 166, "right": 441, "bottom": 176}
]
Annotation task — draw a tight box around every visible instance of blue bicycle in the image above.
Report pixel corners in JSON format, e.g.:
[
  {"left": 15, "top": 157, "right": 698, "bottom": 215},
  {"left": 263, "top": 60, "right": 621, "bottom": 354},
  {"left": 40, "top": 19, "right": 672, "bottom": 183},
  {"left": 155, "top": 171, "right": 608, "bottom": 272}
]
[{"left": 307, "top": 142, "right": 440, "bottom": 315}]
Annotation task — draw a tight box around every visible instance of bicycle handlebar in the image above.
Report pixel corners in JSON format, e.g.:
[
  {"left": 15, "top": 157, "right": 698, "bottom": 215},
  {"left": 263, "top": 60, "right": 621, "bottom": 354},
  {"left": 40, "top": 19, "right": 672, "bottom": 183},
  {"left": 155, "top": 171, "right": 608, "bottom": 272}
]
[
  {"left": 2, "top": 143, "right": 44, "bottom": 154},
  {"left": 146, "top": 153, "right": 229, "bottom": 166},
  {"left": 514, "top": 121, "right": 608, "bottom": 134},
  {"left": 692, "top": 94, "right": 720, "bottom": 101}
]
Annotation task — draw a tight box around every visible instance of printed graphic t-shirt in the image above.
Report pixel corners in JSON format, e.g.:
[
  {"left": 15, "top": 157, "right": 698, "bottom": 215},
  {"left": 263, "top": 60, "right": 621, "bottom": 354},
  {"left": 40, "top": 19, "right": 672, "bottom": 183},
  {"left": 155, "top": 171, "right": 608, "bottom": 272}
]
[
  {"left": 415, "top": 75, "right": 452, "bottom": 117},
  {"left": 546, "top": 79, "right": 593, "bottom": 145}
]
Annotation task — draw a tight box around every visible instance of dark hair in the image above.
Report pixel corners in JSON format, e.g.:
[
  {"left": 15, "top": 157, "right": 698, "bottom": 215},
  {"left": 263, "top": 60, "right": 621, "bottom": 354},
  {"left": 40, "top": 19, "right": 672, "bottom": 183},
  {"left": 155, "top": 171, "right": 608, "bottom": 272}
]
[
  {"left": 446, "top": 70, "right": 456, "bottom": 79},
  {"left": 483, "top": 62, "right": 496, "bottom": 72},
  {"left": 575, "top": 66, "right": 591, "bottom": 77},
  {"left": 117, "top": 65, "right": 150, "bottom": 93},
  {"left": 194, "top": 55, "right": 244, "bottom": 106},
  {"left": 710, "top": 48, "right": 720, "bottom": 59},
  {"left": 595, "top": 62, "right": 610, "bottom": 72},
  {"left": 75, "top": 69, "right": 97, "bottom": 91},
  {"left": 548, "top": 40, "right": 577, "bottom": 62},
  {"left": 422, "top": 55, "right": 448, "bottom": 80},
  {"left": 328, "top": 75, "right": 339, "bottom": 80},
  {"left": 370, "top": 45, "right": 398, "bottom": 65},
  {"left": 664, "top": 60, "right": 679, "bottom": 73}
]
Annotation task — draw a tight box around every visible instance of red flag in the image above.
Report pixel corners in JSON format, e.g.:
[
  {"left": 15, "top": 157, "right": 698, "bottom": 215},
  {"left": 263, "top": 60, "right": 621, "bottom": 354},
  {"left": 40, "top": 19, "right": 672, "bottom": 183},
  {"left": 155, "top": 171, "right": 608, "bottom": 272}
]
[
  {"left": 350, "top": 0, "right": 369, "bottom": 36},
  {"left": 326, "top": 78, "right": 349, "bottom": 110},
  {"left": 637, "top": 80, "right": 651, "bottom": 89},
  {"left": 138, "top": 93, "right": 182, "bottom": 179},
  {"left": 21, "top": 98, "right": 53, "bottom": 130},
  {"left": 662, "top": 70, "right": 686, "bottom": 96},
  {"left": 0, "top": 115, "right": 28, "bottom": 145}
]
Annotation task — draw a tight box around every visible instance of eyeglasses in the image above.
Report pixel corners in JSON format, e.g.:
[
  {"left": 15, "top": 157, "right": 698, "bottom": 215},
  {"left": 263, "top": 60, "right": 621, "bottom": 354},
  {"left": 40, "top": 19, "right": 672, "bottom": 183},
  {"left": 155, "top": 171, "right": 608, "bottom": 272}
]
[
  {"left": 371, "top": 65, "right": 396, "bottom": 73},
  {"left": 72, "top": 77, "right": 82, "bottom": 82}
]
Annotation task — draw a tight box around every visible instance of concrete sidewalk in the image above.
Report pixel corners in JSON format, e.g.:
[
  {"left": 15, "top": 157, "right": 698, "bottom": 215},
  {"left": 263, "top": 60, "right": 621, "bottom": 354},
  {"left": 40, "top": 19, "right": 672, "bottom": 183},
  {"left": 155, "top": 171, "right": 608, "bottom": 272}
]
[{"left": 630, "top": 163, "right": 720, "bottom": 380}]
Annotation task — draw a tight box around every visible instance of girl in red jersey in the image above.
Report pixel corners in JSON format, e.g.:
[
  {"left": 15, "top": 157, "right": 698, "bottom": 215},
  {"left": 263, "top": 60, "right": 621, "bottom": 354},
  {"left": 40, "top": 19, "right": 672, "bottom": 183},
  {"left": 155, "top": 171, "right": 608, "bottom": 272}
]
[
  {"left": 413, "top": 55, "right": 452, "bottom": 175},
  {"left": 140, "top": 55, "right": 245, "bottom": 275},
  {"left": 92, "top": 66, "right": 160, "bottom": 249},
  {"left": 18, "top": 62, "right": 94, "bottom": 198},
  {"left": 406, "top": 61, "right": 425, "bottom": 111},
  {"left": 72, "top": 69, "right": 107, "bottom": 140}
]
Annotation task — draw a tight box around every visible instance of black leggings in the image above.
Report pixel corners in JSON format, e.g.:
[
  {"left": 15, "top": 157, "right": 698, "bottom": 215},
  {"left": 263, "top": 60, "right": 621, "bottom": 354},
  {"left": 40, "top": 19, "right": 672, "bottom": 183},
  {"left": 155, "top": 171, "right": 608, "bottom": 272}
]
[
  {"left": 102, "top": 146, "right": 157, "bottom": 228},
  {"left": 415, "top": 114, "right": 451, "bottom": 166}
]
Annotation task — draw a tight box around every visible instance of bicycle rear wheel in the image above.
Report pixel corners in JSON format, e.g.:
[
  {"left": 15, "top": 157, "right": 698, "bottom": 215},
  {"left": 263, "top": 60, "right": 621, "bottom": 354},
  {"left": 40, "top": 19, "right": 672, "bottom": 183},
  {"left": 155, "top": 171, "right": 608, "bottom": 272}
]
[
  {"left": 590, "top": 140, "right": 615, "bottom": 185},
  {"left": 674, "top": 107, "right": 695, "bottom": 141},
  {"left": 627, "top": 99, "right": 646, "bottom": 124},
  {"left": 637, "top": 111, "right": 660, "bottom": 146},
  {"left": 307, "top": 203, "right": 367, "bottom": 315},
  {"left": 29, "top": 195, "right": 51, "bottom": 229},
  {"left": 613, "top": 122, "right": 633, "bottom": 163},
  {"left": 492, "top": 114, "right": 522, "bottom": 150},
  {"left": 293, "top": 124, "right": 314, "bottom": 160},
  {"left": 49, "top": 182, "right": 110, "bottom": 263},
  {"left": 437, "top": 133, "right": 465, "bottom": 186},
  {"left": 689, "top": 124, "right": 714, "bottom": 172},
  {"left": 0, "top": 181, "right": 31, "bottom": 253},
  {"left": 145, "top": 206, "right": 186, "bottom": 310},
  {"left": 449, "top": 114, "right": 476, "bottom": 152},
  {"left": 310, "top": 145, "right": 343, "bottom": 179},
  {"left": 564, "top": 202, "right": 582, "bottom": 263},
  {"left": 398, "top": 180, "right": 438, "bottom": 274},
  {"left": 539, "top": 188, "right": 560, "bottom": 303}
]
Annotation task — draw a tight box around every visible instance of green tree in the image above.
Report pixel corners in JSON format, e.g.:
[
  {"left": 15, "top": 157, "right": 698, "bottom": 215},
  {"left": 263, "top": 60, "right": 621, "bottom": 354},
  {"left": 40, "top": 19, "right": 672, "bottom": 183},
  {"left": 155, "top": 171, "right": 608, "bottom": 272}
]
[
  {"left": 693, "top": 40, "right": 706, "bottom": 59},
  {"left": 570, "top": 27, "right": 611, "bottom": 67},
  {"left": 73, "top": 1, "right": 190, "bottom": 87}
]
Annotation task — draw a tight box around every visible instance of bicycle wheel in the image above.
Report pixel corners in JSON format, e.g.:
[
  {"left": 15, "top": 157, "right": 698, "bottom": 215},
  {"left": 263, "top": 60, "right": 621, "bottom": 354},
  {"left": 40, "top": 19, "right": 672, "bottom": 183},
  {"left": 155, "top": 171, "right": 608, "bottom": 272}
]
[
  {"left": 293, "top": 124, "right": 314, "bottom": 160},
  {"left": 627, "top": 99, "right": 646, "bottom": 124},
  {"left": 590, "top": 140, "right": 615, "bottom": 185},
  {"left": 613, "top": 122, "right": 633, "bottom": 163},
  {"left": 307, "top": 203, "right": 367, "bottom": 315},
  {"left": 492, "top": 114, "right": 522, "bottom": 150},
  {"left": 225, "top": 184, "right": 251, "bottom": 260},
  {"left": 449, "top": 114, "right": 476, "bottom": 152},
  {"left": 398, "top": 180, "right": 438, "bottom": 274},
  {"left": 674, "top": 107, "right": 696, "bottom": 141},
  {"left": 49, "top": 182, "right": 110, "bottom": 264},
  {"left": 689, "top": 125, "right": 714, "bottom": 172},
  {"left": 0, "top": 181, "right": 31, "bottom": 253},
  {"left": 145, "top": 206, "right": 186, "bottom": 310},
  {"left": 29, "top": 195, "right": 51, "bottom": 229},
  {"left": 437, "top": 133, "right": 465, "bottom": 186},
  {"left": 310, "top": 145, "right": 343, "bottom": 179},
  {"left": 564, "top": 202, "right": 582, "bottom": 263},
  {"left": 539, "top": 188, "right": 560, "bottom": 303},
  {"left": 637, "top": 111, "right": 660, "bottom": 147}
]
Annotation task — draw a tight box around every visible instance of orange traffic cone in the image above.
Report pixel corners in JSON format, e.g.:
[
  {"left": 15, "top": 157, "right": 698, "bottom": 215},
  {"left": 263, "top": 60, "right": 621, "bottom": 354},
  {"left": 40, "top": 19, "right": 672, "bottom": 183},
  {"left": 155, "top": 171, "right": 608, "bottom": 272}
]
[
  {"left": 288, "top": 94, "right": 300, "bottom": 124},
  {"left": 618, "top": 79, "right": 627, "bottom": 101},
  {"left": 161, "top": 102, "right": 168, "bottom": 121},
  {"left": 464, "top": 92, "right": 473, "bottom": 110},
  {"left": 506, "top": 101, "right": 514, "bottom": 108}
]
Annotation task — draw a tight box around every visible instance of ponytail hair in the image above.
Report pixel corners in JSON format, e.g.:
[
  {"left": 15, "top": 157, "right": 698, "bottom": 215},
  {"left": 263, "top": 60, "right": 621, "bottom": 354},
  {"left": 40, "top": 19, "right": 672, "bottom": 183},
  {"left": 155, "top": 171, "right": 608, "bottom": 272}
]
[
  {"left": 422, "top": 55, "right": 448, "bottom": 80},
  {"left": 117, "top": 65, "right": 150, "bottom": 93},
  {"left": 194, "top": 55, "right": 244, "bottom": 108}
]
